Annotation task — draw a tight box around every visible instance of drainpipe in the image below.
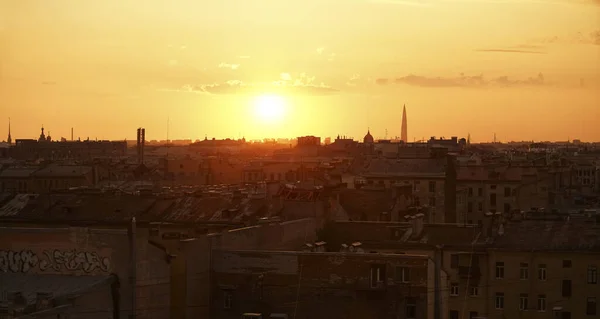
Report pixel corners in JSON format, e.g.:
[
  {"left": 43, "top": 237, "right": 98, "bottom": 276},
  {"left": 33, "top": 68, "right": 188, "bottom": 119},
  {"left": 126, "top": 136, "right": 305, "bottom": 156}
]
[
  {"left": 434, "top": 245, "right": 442, "bottom": 319},
  {"left": 129, "top": 217, "right": 137, "bottom": 319},
  {"left": 110, "top": 274, "right": 121, "bottom": 319}
]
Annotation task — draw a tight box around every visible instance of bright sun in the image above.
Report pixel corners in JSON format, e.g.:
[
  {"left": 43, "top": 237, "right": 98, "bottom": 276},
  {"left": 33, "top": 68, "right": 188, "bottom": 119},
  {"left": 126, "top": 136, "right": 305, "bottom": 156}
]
[{"left": 253, "top": 95, "right": 287, "bottom": 122}]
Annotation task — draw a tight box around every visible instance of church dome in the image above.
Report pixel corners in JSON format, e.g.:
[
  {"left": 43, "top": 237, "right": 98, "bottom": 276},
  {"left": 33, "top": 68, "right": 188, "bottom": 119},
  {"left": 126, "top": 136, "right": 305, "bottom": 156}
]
[{"left": 363, "top": 129, "right": 374, "bottom": 144}]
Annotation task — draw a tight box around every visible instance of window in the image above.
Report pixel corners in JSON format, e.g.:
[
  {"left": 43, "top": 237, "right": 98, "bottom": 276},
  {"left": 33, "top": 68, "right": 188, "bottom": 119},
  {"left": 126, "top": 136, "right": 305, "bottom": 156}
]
[
  {"left": 537, "top": 294, "right": 546, "bottom": 311},
  {"left": 504, "top": 187, "right": 511, "bottom": 196},
  {"left": 429, "top": 181, "right": 436, "bottom": 192},
  {"left": 538, "top": 264, "right": 547, "bottom": 281},
  {"left": 478, "top": 202, "right": 483, "bottom": 211},
  {"left": 370, "top": 264, "right": 386, "bottom": 288},
  {"left": 469, "top": 286, "right": 479, "bottom": 297},
  {"left": 449, "top": 310, "right": 459, "bottom": 319},
  {"left": 450, "top": 283, "right": 459, "bottom": 296},
  {"left": 478, "top": 188, "right": 483, "bottom": 196},
  {"left": 223, "top": 290, "right": 232, "bottom": 309},
  {"left": 520, "top": 263, "right": 529, "bottom": 280},
  {"left": 587, "top": 297, "right": 597, "bottom": 316},
  {"left": 562, "top": 279, "right": 572, "bottom": 297},
  {"left": 396, "top": 266, "right": 410, "bottom": 283},
  {"left": 588, "top": 266, "right": 597, "bottom": 284},
  {"left": 450, "top": 254, "right": 459, "bottom": 268},
  {"left": 468, "top": 187, "right": 473, "bottom": 197},
  {"left": 503, "top": 203, "right": 511, "bottom": 213},
  {"left": 563, "top": 260, "right": 572, "bottom": 268},
  {"left": 495, "top": 292, "right": 505, "bottom": 309},
  {"left": 405, "top": 298, "right": 417, "bottom": 319},
  {"left": 467, "top": 202, "right": 473, "bottom": 213},
  {"left": 490, "top": 193, "right": 497, "bottom": 206},
  {"left": 429, "top": 197, "right": 436, "bottom": 207},
  {"left": 519, "top": 293, "right": 529, "bottom": 311},
  {"left": 495, "top": 262, "right": 505, "bottom": 279},
  {"left": 469, "top": 312, "right": 478, "bottom": 319}
]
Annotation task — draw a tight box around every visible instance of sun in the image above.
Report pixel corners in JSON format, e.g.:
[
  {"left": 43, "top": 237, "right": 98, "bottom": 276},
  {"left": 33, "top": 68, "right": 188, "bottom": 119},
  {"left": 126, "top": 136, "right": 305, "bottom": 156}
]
[{"left": 253, "top": 94, "right": 287, "bottom": 123}]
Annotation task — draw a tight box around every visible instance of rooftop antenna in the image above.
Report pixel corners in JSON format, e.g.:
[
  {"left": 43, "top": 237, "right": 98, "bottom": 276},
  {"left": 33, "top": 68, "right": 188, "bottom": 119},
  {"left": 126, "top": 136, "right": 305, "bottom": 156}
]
[
  {"left": 71, "top": 127, "right": 73, "bottom": 141},
  {"left": 166, "top": 116, "right": 170, "bottom": 157},
  {"left": 385, "top": 129, "right": 388, "bottom": 140}
]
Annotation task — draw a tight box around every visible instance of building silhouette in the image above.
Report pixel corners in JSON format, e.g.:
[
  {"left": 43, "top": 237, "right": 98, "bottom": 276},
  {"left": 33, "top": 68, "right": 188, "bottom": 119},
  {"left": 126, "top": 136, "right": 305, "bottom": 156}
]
[
  {"left": 7, "top": 118, "right": 11, "bottom": 145},
  {"left": 401, "top": 104, "right": 408, "bottom": 143}
]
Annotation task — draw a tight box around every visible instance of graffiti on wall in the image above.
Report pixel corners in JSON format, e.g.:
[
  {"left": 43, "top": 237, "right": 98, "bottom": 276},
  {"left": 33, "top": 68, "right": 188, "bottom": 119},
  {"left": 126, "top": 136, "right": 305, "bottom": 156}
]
[{"left": 0, "top": 249, "right": 111, "bottom": 273}]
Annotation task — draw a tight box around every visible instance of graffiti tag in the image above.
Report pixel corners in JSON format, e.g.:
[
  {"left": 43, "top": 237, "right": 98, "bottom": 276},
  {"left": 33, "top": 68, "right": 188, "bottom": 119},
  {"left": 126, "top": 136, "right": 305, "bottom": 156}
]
[
  {"left": 0, "top": 250, "right": 39, "bottom": 273},
  {"left": 0, "top": 249, "right": 110, "bottom": 273}
]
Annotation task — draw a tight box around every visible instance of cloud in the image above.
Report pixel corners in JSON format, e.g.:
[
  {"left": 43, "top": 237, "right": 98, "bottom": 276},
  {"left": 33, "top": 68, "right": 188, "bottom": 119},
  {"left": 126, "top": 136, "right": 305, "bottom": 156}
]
[
  {"left": 164, "top": 73, "right": 338, "bottom": 96},
  {"left": 280, "top": 73, "right": 292, "bottom": 81},
  {"left": 527, "top": 30, "right": 600, "bottom": 46},
  {"left": 374, "top": 73, "right": 548, "bottom": 88},
  {"left": 316, "top": 47, "right": 336, "bottom": 61},
  {"left": 371, "top": 0, "right": 433, "bottom": 6},
  {"left": 346, "top": 74, "right": 361, "bottom": 86},
  {"left": 218, "top": 62, "right": 240, "bottom": 70},
  {"left": 475, "top": 48, "right": 546, "bottom": 54}
]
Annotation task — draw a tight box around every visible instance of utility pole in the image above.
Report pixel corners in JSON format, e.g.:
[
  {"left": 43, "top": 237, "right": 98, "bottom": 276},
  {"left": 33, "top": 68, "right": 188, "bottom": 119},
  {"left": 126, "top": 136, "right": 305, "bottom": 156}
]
[{"left": 129, "top": 217, "right": 137, "bottom": 319}]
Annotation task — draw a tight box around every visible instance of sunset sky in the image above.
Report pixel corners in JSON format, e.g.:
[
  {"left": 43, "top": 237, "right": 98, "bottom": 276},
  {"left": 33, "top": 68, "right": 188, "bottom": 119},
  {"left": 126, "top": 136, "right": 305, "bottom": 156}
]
[{"left": 1, "top": 0, "right": 599, "bottom": 142}]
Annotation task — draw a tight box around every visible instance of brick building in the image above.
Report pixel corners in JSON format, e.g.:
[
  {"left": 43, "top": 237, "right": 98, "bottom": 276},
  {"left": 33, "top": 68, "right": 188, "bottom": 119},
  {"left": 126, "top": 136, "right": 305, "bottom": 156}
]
[{"left": 211, "top": 250, "right": 438, "bottom": 319}]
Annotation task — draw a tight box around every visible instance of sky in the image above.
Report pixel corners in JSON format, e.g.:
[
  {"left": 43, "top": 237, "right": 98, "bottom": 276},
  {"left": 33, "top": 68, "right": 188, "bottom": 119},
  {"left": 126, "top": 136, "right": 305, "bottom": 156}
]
[{"left": 1, "top": 0, "right": 599, "bottom": 142}]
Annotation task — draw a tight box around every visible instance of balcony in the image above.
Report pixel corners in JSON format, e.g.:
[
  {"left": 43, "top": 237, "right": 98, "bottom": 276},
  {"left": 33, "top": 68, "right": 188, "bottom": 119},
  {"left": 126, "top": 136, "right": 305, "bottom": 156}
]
[{"left": 458, "top": 266, "right": 481, "bottom": 279}]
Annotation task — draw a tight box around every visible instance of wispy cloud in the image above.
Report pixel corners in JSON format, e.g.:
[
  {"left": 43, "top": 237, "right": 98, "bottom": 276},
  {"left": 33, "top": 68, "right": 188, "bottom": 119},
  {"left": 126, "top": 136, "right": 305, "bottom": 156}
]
[
  {"left": 370, "top": 0, "right": 432, "bottom": 6},
  {"left": 346, "top": 74, "right": 361, "bottom": 86},
  {"left": 527, "top": 30, "right": 600, "bottom": 45},
  {"left": 316, "top": 47, "right": 336, "bottom": 61},
  {"left": 218, "top": 62, "right": 240, "bottom": 70},
  {"left": 163, "top": 73, "right": 338, "bottom": 96},
  {"left": 475, "top": 48, "right": 547, "bottom": 54},
  {"left": 374, "top": 73, "right": 548, "bottom": 88}
]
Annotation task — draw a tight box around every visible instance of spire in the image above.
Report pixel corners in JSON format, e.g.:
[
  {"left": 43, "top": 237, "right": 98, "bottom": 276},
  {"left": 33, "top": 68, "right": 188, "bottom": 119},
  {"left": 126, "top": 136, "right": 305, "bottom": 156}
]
[
  {"left": 39, "top": 125, "right": 46, "bottom": 142},
  {"left": 401, "top": 104, "right": 408, "bottom": 143},
  {"left": 7, "top": 117, "right": 11, "bottom": 144}
]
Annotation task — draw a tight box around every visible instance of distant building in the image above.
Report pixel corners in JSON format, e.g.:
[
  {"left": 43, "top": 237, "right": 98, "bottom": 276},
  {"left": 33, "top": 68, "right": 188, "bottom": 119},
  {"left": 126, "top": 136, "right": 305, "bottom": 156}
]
[
  {"left": 296, "top": 136, "right": 321, "bottom": 147},
  {"left": 10, "top": 127, "right": 127, "bottom": 160},
  {"left": 401, "top": 104, "right": 408, "bottom": 143},
  {"left": 363, "top": 129, "right": 374, "bottom": 144}
]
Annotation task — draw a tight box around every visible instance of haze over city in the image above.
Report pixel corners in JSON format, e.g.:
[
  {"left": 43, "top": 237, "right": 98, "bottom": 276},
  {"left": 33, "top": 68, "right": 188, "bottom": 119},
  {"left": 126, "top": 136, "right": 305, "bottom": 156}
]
[{"left": 1, "top": 0, "right": 599, "bottom": 141}]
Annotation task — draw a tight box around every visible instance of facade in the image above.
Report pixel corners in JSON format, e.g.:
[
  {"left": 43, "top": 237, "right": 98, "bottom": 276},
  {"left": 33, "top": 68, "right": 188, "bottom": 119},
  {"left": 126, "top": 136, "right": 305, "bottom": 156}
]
[
  {"left": 10, "top": 138, "right": 127, "bottom": 161},
  {"left": 0, "top": 224, "right": 170, "bottom": 319},
  {"left": 0, "top": 165, "right": 96, "bottom": 194},
  {"left": 322, "top": 211, "right": 600, "bottom": 319},
  {"left": 211, "top": 250, "right": 437, "bottom": 319}
]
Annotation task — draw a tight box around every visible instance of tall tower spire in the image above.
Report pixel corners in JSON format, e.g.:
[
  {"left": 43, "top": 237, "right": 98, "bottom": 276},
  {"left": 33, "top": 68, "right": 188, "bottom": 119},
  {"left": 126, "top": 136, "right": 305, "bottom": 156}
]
[
  {"left": 7, "top": 117, "right": 12, "bottom": 144},
  {"left": 401, "top": 104, "right": 408, "bottom": 143}
]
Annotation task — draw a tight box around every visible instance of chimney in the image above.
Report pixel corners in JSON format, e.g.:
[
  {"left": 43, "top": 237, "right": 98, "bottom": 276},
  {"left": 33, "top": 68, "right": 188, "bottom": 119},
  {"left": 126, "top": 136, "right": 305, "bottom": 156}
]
[
  {"left": 413, "top": 213, "right": 425, "bottom": 237},
  {"left": 407, "top": 215, "right": 417, "bottom": 238},
  {"left": 36, "top": 292, "right": 53, "bottom": 311},
  {"left": 482, "top": 212, "right": 494, "bottom": 238},
  {"left": 8, "top": 292, "right": 26, "bottom": 317}
]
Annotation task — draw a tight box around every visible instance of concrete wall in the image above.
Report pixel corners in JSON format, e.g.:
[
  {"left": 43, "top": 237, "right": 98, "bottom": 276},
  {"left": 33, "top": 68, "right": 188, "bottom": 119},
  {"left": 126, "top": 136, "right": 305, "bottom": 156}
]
[
  {"left": 209, "top": 218, "right": 317, "bottom": 251},
  {"left": 0, "top": 226, "right": 170, "bottom": 319},
  {"left": 212, "top": 250, "right": 431, "bottom": 319}
]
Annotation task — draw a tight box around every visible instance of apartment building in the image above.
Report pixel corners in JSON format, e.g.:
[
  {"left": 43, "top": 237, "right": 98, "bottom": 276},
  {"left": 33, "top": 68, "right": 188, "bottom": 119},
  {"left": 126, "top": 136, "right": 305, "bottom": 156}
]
[
  {"left": 484, "top": 217, "right": 600, "bottom": 319},
  {"left": 321, "top": 211, "right": 600, "bottom": 319},
  {"left": 211, "top": 250, "right": 438, "bottom": 319}
]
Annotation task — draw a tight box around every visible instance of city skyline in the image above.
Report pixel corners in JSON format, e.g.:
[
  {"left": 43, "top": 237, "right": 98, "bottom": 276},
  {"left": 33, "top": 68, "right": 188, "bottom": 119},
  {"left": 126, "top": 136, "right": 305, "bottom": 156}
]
[{"left": 1, "top": 0, "right": 599, "bottom": 141}]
